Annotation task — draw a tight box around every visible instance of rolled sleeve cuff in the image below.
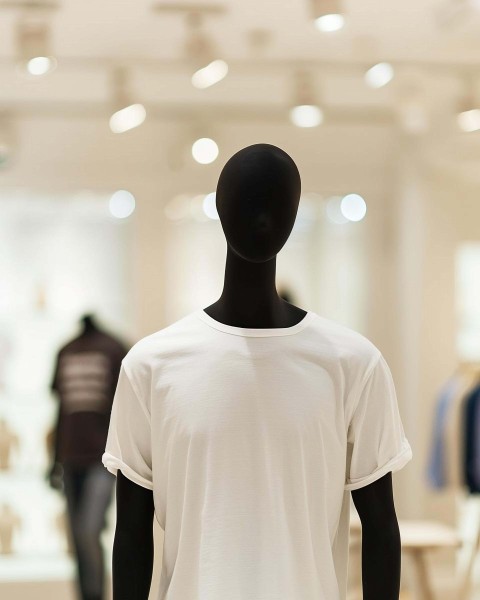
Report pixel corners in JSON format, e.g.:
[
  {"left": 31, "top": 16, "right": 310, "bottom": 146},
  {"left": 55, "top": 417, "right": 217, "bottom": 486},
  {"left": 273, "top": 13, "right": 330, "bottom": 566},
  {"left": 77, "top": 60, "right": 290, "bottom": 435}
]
[
  {"left": 102, "top": 451, "right": 153, "bottom": 491},
  {"left": 344, "top": 440, "right": 413, "bottom": 492}
]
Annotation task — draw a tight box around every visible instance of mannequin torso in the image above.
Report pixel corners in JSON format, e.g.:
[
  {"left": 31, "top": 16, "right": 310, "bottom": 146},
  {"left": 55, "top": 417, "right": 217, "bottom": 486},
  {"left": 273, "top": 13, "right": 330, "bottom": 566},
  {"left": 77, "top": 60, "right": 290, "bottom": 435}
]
[{"left": 112, "top": 144, "right": 402, "bottom": 600}]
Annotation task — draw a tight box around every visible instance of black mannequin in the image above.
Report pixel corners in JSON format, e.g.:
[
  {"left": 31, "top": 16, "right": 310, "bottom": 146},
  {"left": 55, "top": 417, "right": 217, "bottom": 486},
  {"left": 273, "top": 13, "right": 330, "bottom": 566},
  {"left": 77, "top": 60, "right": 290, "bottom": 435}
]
[
  {"left": 47, "top": 312, "right": 101, "bottom": 490},
  {"left": 113, "top": 143, "right": 401, "bottom": 599},
  {"left": 80, "top": 313, "right": 99, "bottom": 334}
]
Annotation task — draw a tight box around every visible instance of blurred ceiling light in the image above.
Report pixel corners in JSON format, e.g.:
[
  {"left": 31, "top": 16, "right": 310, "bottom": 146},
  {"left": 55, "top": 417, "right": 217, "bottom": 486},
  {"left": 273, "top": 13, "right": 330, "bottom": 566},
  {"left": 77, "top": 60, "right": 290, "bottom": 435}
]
[
  {"left": 203, "top": 192, "right": 219, "bottom": 219},
  {"left": 289, "top": 70, "right": 324, "bottom": 127},
  {"left": 109, "top": 190, "right": 136, "bottom": 219},
  {"left": 16, "top": 20, "right": 57, "bottom": 76},
  {"left": 109, "top": 67, "right": 146, "bottom": 133},
  {"left": 192, "top": 137, "right": 219, "bottom": 164},
  {"left": 325, "top": 196, "right": 348, "bottom": 224},
  {"left": 109, "top": 103, "right": 146, "bottom": 134},
  {"left": 295, "top": 196, "right": 318, "bottom": 231},
  {"left": 26, "top": 55, "right": 56, "bottom": 75},
  {"left": 457, "top": 80, "right": 480, "bottom": 132},
  {"left": 315, "top": 13, "right": 344, "bottom": 31},
  {"left": 341, "top": 194, "right": 367, "bottom": 222},
  {"left": 190, "top": 194, "right": 211, "bottom": 221},
  {"left": 365, "top": 62, "right": 394, "bottom": 88},
  {"left": 457, "top": 109, "right": 480, "bottom": 132},
  {"left": 181, "top": 10, "right": 228, "bottom": 89},
  {"left": 192, "top": 59, "right": 229, "bottom": 89},
  {"left": 290, "top": 105, "right": 323, "bottom": 127},
  {"left": 312, "top": 0, "right": 345, "bottom": 31}
]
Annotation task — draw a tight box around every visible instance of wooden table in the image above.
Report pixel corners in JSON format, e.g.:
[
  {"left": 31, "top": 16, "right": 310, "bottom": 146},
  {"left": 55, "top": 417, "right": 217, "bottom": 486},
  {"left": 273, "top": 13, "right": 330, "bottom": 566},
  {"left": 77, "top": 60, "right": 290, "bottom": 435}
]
[{"left": 349, "top": 514, "right": 462, "bottom": 600}]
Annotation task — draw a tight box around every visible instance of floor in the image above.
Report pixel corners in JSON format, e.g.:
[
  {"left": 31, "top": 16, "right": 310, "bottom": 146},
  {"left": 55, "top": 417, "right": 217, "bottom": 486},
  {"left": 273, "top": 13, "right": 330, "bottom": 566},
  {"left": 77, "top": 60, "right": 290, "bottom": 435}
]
[
  {"left": 1, "top": 551, "right": 478, "bottom": 600},
  {"left": 348, "top": 551, "right": 478, "bottom": 600}
]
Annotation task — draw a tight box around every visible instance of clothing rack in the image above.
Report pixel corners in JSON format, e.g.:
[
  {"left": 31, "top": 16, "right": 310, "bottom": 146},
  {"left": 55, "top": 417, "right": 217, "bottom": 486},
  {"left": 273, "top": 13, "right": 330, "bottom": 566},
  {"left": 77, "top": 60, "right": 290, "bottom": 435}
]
[{"left": 427, "top": 362, "right": 480, "bottom": 598}]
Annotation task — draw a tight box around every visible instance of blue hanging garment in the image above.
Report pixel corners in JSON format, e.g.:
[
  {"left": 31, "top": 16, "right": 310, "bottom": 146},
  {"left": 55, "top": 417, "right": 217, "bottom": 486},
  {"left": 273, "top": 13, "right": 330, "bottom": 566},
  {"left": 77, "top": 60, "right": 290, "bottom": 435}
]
[
  {"left": 426, "top": 376, "right": 461, "bottom": 489},
  {"left": 464, "top": 384, "right": 480, "bottom": 494}
]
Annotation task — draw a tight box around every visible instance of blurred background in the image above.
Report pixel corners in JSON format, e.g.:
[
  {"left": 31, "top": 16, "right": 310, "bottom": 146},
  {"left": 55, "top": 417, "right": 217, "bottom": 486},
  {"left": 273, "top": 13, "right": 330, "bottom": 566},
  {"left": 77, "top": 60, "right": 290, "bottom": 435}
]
[{"left": 2, "top": 0, "right": 480, "bottom": 599}]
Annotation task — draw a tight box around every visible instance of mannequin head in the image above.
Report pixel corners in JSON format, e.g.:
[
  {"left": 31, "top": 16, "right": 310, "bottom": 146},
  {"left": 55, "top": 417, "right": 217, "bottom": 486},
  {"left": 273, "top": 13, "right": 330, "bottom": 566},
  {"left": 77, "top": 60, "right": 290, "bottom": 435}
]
[
  {"left": 80, "top": 312, "right": 97, "bottom": 333},
  {"left": 215, "top": 143, "right": 301, "bottom": 263}
]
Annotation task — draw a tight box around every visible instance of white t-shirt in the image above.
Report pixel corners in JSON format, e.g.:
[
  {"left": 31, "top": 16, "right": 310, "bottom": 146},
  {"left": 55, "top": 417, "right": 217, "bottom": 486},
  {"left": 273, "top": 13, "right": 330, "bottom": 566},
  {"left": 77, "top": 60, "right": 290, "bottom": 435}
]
[{"left": 102, "top": 308, "right": 413, "bottom": 600}]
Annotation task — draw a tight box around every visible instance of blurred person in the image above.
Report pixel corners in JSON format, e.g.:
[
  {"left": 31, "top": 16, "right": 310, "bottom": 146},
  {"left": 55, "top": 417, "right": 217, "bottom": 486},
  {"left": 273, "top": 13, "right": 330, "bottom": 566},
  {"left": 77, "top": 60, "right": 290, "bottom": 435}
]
[{"left": 47, "top": 313, "right": 129, "bottom": 600}]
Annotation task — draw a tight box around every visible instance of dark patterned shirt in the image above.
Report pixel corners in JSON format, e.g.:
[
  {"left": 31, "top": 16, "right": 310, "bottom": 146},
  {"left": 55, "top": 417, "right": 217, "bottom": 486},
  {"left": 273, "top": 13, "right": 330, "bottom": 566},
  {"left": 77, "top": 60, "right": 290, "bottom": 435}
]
[{"left": 51, "top": 328, "right": 129, "bottom": 467}]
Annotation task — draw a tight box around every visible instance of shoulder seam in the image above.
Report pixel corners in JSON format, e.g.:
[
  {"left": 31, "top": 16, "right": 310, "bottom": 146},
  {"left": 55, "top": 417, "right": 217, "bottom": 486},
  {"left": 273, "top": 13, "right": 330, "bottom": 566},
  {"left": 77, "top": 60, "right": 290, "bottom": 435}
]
[
  {"left": 360, "top": 350, "right": 382, "bottom": 389},
  {"left": 350, "top": 350, "right": 382, "bottom": 417},
  {"left": 121, "top": 358, "right": 151, "bottom": 423}
]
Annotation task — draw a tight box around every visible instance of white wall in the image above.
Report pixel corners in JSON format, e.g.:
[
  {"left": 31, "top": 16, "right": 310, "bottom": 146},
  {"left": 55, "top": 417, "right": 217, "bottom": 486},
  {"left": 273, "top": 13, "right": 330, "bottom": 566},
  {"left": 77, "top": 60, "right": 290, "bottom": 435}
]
[{"left": 2, "top": 114, "right": 437, "bottom": 595}]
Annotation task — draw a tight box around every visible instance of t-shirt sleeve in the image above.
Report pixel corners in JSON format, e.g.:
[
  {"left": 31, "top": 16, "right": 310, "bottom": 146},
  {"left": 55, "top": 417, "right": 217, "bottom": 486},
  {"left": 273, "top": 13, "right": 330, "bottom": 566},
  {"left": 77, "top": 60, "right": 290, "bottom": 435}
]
[
  {"left": 102, "top": 360, "right": 153, "bottom": 490},
  {"left": 344, "top": 352, "right": 413, "bottom": 491}
]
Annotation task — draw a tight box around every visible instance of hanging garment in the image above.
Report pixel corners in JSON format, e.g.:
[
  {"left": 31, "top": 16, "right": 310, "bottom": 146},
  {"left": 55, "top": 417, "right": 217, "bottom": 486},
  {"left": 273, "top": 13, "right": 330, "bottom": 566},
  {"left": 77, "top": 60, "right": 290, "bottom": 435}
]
[
  {"left": 444, "top": 370, "right": 480, "bottom": 490},
  {"left": 474, "top": 390, "right": 480, "bottom": 488},
  {"left": 463, "top": 384, "right": 480, "bottom": 494},
  {"left": 425, "top": 375, "right": 462, "bottom": 489},
  {"left": 102, "top": 308, "right": 413, "bottom": 600}
]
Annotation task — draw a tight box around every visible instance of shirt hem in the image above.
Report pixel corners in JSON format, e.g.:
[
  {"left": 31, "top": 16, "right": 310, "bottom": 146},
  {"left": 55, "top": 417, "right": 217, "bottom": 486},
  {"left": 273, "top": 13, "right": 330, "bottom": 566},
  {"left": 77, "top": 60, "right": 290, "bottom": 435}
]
[
  {"left": 102, "top": 452, "right": 154, "bottom": 491},
  {"left": 344, "top": 441, "right": 413, "bottom": 491}
]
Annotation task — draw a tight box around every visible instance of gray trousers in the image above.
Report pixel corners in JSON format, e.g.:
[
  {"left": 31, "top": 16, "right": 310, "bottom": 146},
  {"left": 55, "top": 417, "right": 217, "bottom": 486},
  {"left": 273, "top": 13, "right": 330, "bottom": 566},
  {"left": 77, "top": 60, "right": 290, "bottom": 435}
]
[{"left": 63, "top": 461, "right": 115, "bottom": 600}]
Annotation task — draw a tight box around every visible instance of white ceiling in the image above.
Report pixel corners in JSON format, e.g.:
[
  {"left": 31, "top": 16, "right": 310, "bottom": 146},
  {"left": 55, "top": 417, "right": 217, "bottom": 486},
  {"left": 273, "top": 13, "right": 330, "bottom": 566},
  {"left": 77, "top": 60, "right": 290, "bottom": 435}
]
[
  {"left": 1, "top": 0, "right": 480, "bottom": 62},
  {"left": 0, "top": 0, "right": 479, "bottom": 184},
  {"left": 0, "top": 0, "right": 480, "bottom": 113}
]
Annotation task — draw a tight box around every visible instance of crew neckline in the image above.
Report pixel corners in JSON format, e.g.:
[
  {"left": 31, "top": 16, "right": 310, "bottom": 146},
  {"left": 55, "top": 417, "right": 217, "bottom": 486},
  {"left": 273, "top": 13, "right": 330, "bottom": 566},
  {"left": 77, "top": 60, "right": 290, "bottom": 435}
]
[{"left": 195, "top": 308, "right": 316, "bottom": 337}]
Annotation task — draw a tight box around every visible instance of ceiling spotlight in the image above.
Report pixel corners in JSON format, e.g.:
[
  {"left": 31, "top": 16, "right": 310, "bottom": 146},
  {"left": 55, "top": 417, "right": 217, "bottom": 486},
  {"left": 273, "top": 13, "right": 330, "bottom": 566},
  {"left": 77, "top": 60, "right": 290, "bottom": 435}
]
[
  {"left": 290, "top": 105, "right": 323, "bottom": 128},
  {"left": 109, "top": 67, "right": 146, "bottom": 133},
  {"left": 289, "top": 70, "right": 324, "bottom": 128},
  {"left": 458, "top": 109, "right": 480, "bottom": 132},
  {"left": 203, "top": 192, "right": 219, "bottom": 219},
  {"left": 180, "top": 10, "right": 228, "bottom": 89},
  {"left": 457, "top": 79, "right": 480, "bottom": 132},
  {"left": 192, "top": 137, "right": 219, "bottom": 164},
  {"left": 109, "top": 190, "right": 136, "bottom": 219},
  {"left": 16, "top": 20, "right": 57, "bottom": 77},
  {"left": 26, "top": 56, "right": 56, "bottom": 75},
  {"left": 325, "top": 196, "right": 348, "bottom": 224},
  {"left": 365, "top": 63, "right": 394, "bottom": 88},
  {"left": 312, "top": 0, "right": 345, "bottom": 32},
  {"left": 341, "top": 194, "right": 367, "bottom": 222},
  {"left": 192, "top": 59, "right": 228, "bottom": 89},
  {"left": 110, "top": 104, "right": 146, "bottom": 134},
  {"left": 315, "top": 13, "right": 344, "bottom": 31}
]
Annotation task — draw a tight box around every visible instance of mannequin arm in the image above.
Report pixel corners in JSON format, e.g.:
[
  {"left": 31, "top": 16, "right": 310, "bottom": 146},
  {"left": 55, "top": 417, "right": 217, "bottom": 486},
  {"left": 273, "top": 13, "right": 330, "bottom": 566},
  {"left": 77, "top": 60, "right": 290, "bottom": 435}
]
[
  {"left": 50, "top": 397, "right": 63, "bottom": 465},
  {"left": 112, "top": 471, "right": 155, "bottom": 600},
  {"left": 351, "top": 471, "right": 402, "bottom": 600}
]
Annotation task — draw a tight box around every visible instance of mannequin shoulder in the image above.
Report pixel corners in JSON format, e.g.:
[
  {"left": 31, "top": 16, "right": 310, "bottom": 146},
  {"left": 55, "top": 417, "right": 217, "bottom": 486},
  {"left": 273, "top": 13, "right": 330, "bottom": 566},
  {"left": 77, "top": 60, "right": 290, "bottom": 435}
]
[{"left": 309, "top": 312, "right": 382, "bottom": 371}]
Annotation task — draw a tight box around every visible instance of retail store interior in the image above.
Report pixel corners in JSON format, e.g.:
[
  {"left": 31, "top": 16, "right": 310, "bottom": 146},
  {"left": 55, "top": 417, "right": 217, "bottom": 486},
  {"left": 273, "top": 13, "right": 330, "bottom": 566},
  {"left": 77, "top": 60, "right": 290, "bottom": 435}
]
[{"left": 3, "top": 1, "right": 480, "bottom": 599}]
